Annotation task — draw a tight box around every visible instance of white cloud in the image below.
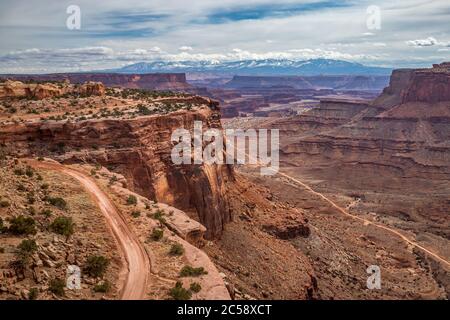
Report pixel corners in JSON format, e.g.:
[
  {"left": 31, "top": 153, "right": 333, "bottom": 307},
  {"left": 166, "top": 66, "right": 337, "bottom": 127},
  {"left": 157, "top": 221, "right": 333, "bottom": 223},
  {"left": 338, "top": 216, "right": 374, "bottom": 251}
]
[
  {"left": 406, "top": 37, "right": 450, "bottom": 47},
  {"left": 179, "top": 46, "right": 193, "bottom": 52}
]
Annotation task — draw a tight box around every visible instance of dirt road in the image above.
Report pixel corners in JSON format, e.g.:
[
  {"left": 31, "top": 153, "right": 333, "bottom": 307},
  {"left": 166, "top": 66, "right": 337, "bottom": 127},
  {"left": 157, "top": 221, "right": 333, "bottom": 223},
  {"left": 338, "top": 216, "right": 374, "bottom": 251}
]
[
  {"left": 240, "top": 152, "right": 450, "bottom": 269},
  {"left": 29, "top": 160, "right": 150, "bottom": 300}
]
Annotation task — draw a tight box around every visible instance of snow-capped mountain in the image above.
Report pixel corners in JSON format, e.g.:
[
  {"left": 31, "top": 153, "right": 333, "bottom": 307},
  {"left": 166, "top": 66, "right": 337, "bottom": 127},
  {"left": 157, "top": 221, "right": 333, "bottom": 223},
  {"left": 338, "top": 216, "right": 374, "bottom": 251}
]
[{"left": 110, "top": 59, "right": 391, "bottom": 75}]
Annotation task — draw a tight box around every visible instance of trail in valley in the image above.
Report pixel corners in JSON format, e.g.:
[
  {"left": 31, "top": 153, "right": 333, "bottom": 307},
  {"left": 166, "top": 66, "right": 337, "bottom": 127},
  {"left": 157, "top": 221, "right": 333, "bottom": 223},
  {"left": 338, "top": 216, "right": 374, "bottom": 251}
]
[
  {"left": 29, "top": 160, "right": 150, "bottom": 300},
  {"left": 242, "top": 153, "right": 450, "bottom": 268}
]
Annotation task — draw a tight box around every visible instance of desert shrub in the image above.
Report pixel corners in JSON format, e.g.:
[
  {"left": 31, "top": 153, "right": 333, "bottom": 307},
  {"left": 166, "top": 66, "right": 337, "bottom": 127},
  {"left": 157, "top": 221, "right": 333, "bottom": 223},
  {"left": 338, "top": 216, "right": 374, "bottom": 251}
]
[
  {"left": 27, "top": 206, "right": 37, "bottom": 215},
  {"left": 190, "top": 282, "right": 202, "bottom": 293},
  {"left": 49, "top": 278, "right": 65, "bottom": 296},
  {"left": 84, "top": 255, "right": 110, "bottom": 278},
  {"left": 40, "top": 208, "right": 52, "bottom": 217},
  {"left": 150, "top": 228, "right": 164, "bottom": 241},
  {"left": 0, "top": 247, "right": 4, "bottom": 253},
  {"left": 93, "top": 280, "right": 111, "bottom": 293},
  {"left": 28, "top": 287, "right": 39, "bottom": 300},
  {"left": 8, "top": 216, "right": 36, "bottom": 235},
  {"left": 49, "top": 216, "right": 74, "bottom": 236},
  {"left": 0, "top": 217, "right": 5, "bottom": 233},
  {"left": 179, "top": 266, "right": 208, "bottom": 277},
  {"left": 108, "top": 175, "right": 118, "bottom": 185},
  {"left": 40, "top": 183, "right": 49, "bottom": 190},
  {"left": 0, "top": 199, "right": 10, "bottom": 208},
  {"left": 14, "top": 168, "right": 24, "bottom": 176},
  {"left": 25, "top": 166, "right": 34, "bottom": 177},
  {"left": 152, "top": 209, "right": 166, "bottom": 223},
  {"left": 169, "top": 243, "right": 185, "bottom": 256},
  {"left": 131, "top": 210, "right": 141, "bottom": 218},
  {"left": 26, "top": 192, "right": 35, "bottom": 204},
  {"left": 47, "top": 197, "right": 67, "bottom": 210},
  {"left": 126, "top": 195, "right": 137, "bottom": 206},
  {"left": 18, "top": 239, "right": 37, "bottom": 254},
  {"left": 169, "top": 282, "right": 192, "bottom": 300},
  {"left": 17, "top": 184, "right": 27, "bottom": 192}
]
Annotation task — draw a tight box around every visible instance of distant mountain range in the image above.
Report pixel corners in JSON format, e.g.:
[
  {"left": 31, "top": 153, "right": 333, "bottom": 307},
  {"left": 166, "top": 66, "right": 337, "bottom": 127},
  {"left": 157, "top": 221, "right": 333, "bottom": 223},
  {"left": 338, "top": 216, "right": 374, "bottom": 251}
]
[{"left": 108, "top": 59, "right": 392, "bottom": 76}]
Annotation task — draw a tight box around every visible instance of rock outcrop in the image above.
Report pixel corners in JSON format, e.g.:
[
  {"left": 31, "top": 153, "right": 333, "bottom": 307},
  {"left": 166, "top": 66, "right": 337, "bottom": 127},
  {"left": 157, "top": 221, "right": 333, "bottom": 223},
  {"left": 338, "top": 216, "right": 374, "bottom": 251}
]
[
  {"left": 272, "top": 62, "right": 450, "bottom": 179},
  {"left": 1, "top": 73, "right": 191, "bottom": 91},
  {"left": 0, "top": 80, "right": 105, "bottom": 100},
  {"left": 0, "top": 98, "right": 232, "bottom": 239}
]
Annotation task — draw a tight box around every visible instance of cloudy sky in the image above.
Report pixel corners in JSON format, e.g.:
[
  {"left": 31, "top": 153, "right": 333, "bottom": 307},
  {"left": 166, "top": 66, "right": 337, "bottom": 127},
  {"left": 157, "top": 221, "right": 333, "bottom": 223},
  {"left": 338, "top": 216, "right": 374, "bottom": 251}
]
[{"left": 0, "top": 0, "right": 449, "bottom": 73}]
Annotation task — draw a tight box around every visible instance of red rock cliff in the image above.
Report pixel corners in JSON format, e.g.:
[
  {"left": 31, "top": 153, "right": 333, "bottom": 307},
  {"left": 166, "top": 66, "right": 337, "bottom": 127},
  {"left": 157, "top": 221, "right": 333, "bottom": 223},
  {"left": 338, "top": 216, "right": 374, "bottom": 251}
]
[{"left": 0, "top": 100, "right": 232, "bottom": 239}]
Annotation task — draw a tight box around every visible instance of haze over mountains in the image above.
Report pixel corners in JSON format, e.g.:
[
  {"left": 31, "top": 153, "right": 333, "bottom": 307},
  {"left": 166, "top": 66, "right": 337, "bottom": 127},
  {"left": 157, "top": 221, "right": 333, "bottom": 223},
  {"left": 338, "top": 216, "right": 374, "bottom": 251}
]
[{"left": 107, "top": 59, "right": 392, "bottom": 76}]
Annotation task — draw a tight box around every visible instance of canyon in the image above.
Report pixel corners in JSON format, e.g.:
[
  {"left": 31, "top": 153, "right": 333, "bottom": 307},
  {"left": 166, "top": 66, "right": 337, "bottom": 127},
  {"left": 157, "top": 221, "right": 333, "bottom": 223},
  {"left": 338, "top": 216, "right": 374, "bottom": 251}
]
[{"left": 1, "top": 61, "right": 449, "bottom": 300}]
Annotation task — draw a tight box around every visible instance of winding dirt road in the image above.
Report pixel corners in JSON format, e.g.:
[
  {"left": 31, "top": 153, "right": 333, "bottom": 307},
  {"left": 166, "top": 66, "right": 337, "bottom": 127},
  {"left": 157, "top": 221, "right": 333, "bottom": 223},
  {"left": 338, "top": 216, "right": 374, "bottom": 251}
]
[
  {"left": 240, "top": 152, "right": 450, "bottom": 268},
  {"left": 29, "top": 160, "right": 150, "bottom": 300}
]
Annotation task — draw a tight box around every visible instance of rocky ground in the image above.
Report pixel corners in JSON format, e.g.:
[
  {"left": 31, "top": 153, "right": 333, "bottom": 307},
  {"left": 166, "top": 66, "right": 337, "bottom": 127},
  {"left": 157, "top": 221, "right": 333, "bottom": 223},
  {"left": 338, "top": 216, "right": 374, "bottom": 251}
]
[{"left": 0, "top": 158, "right": 121, "bottom": 300}]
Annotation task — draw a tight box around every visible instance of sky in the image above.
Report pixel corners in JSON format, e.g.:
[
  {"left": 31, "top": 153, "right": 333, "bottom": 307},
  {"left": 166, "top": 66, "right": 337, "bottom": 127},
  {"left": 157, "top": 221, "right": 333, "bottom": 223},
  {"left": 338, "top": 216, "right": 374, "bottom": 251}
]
[{"left": 0, "top": 0, "right": 449, "bottom": 73}]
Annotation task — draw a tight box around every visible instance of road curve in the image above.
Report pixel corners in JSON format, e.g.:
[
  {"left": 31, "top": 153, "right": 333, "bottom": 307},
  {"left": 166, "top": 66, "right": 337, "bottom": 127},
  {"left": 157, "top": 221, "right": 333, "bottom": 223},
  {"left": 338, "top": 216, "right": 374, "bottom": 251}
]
[
  {"left": 240, "top": 152, "right": 450, "bottom": 268},
  {"left": 29, "top": 160, "right": 150, "bottom": 300}
]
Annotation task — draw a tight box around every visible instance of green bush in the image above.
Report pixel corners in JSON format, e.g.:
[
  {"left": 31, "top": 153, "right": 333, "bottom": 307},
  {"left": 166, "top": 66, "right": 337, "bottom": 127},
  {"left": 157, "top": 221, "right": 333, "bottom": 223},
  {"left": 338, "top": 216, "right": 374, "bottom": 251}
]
[
  {"left": 190, "top": 282, "right": 202, "bottom": 293},
  {"left": 0, "top": 199, "right": 10, "bottom": 208},
  {"left": 131, "top": 210, "right": 141, "bottom": 218},
  {"left": 47, "top": 197, "right": 67, "bottom": 210},
  {"left": 41, "top": 183, "right": 49, "bottom": 190},
  {"left": 150, "top": 228, "right": 164, "bottom": 241},
  {"left": 179, "top": 266, "right": 208, "bottom": 277},
  {"left": 14, "top": 168, "right": 24, "bottom": 176},
  {"left": 169, "top": 282, "right": 192, "bottom": 300},
  {"left": 25, "top": 166, "right": 34, "bottom": 177},
  {"left": 28, "top": 287, "right": 39, "bottom": 300},
  {"left": 27, "top": 206, "right": 37, "bottom": 215},
  {"left": 18, "top": 239, "right": 37, "bottom": 254},
  {"left": 40, "top": 208, "right": 52, "bottom": 217},
  {"left": 126, "top": 195, "right": 137, "bottom": 206},
  {"left": 169, "top": 243, "right": 185, "bottom": 256},
  {"left": 49, "top": 216, "right": 74, "bottom": 236},
  {"left": 49, "top": 278, "right": 65, "bottom": 296},
  {"left": 152, "top": 209, "right": 166, "bottom": 223},
  {"left": 84, "top": 255, "right": 110, "bottom": 278},
  {"left": 93, "top": 280, "right": 111, "bottom": 293},
  {"left": 8, "top": 216, "right": 36, "bottom": 235}
]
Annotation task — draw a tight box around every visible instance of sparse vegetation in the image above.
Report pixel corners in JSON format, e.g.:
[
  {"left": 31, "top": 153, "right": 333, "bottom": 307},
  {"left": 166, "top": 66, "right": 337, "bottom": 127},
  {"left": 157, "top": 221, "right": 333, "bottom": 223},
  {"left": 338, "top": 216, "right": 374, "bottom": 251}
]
[
  {"left": 94, "top": 280, "right": 111, "bottom": 293},
  {"left": 152, "top": 209, "right": 166, "bottom": 223},
  {"left": 84, "top": 255, "right": 110, "bottom": 278},
  {"left": 190, "top": 282, "right": 202, "bottom": 293},
  {"left": 49, "top": 278, "right": 65, "bottom": 296},
  {"left": 49, "top": 216, "right": 74, "bottom": 237},
  {"left": 150, "top": 228, "right": 164, "bottom": 241},
  {"left": 169, "top": 281, "right": 192, "bottom": 300},
  {"left": 126, "top": 195, "right": 137, "bottom": 206},
  {"left": 47, "top": 196, "right": 67, "bottom": 210},
  {"left": 169, "top": 243, "right": 185, "bottom": 256},
  {"left": 17, "top": 239, "right": 37, "bottom": 254},
  {"left": 8, "top": 216, "right": 37, "bottom": 235},
  {"left": 180, "top": 266, "right": 208, "bottom": 277},
  {"left": 131, "top": 210, "right": 141, "bottom": 218},
  {"left": 0, "top": 199, "right": 10, "bottom": 208},
  {"left": 28, "top": 287, "right": 39, "bottom": 300}
]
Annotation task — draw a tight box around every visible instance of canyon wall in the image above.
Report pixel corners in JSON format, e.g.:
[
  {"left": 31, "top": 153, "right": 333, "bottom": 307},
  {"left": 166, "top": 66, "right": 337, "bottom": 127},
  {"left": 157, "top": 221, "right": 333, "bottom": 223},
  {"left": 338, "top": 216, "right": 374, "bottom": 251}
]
[
  {"left": 0, "top": 73, "right": 191, "bottom": 91},
  {"left": 0, "top": 100, "right": 232, "bottom": 239},
  {"left": 275, "top": 63, "right": 450, "bottom": 179}
]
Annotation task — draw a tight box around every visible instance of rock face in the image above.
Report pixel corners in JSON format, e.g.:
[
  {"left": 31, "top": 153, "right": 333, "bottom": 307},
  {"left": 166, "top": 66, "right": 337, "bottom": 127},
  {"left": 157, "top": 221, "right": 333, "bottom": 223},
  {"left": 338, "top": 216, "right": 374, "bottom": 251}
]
[
  {"left": 0, "top": 98, "right": 232, "bottom": 239},
  {"left": 271, "top": 62, "right": 450, "bottom": 179},
  {"left": 1, "top": 73, "right": 191, "bottom": 91},
  {"left": 0, "top": 80, "right": 105, "bottom": 100}
]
